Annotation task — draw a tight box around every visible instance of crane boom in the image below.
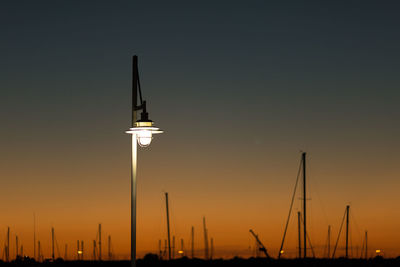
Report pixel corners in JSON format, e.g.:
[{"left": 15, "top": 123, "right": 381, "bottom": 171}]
[{"left": 249, "top": 229, "right": 270, "bottom": 258}]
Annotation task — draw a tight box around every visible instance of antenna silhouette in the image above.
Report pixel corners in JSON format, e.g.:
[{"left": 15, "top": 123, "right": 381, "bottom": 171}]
[
  {"left": 203, "top": 217, "right": 209, "bottom": 260},
  {"left": 165, "top": 192, "right": 171, "bottom": 260}
]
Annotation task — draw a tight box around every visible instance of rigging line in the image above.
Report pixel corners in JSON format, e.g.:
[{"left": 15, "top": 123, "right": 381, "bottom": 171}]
[
  {"left": 307, "top": 168, "right": 330, "bottom": 226},
  {"left": 53, "top": 231, "right": 61, "bottom": 258},
  {"left": 323, "top": 227, "right": 329, "bottom": 258},
  {"left": 277, "top": 158, "right": 303, "bottom": 259},
  {"left": 360, "top": 237, "right": 364, "bottom": 259},
  {"left": 307, "top": 234, "right": 315, "bottom": 258},
  {"left": 111, "top": 240, "right": 114, "bottom": 258},
  {"left": 349, "top": 209, "right": 363, "bottom": 242},
  {"left": 349, "top": 208, "right": 365, "bottom": 258},
  {"left": 299, "top": 213, "right": 316, "bottom": 258},
  {"left": 350, "top": 224, "right": 353, "bottom": 258},
  {"left": 332, "top": 207, "right": 347, "bottom": 258},
  {"left": 55, "top": 236, "right": 61, "bottom": 259}
]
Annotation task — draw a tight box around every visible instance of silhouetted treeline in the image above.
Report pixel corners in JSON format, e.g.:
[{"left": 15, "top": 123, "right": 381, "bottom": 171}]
[{"left": 1, "top": 255, "right": 400, "bottom": 267}]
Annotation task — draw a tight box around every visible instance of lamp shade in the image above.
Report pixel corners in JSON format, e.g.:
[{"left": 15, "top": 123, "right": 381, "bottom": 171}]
[{"left": 126, "top": 121, "right": 163, "bottom": 147}]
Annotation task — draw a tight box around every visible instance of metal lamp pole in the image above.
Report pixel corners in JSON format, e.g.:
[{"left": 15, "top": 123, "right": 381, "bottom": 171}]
[
  {"left": 131, "top": 55, "right": 138, "bottom": 267},
  {"left": 131, "top": 133, "right": 137, "bottom": 267},
  {"left": 129, "top": 55, "right": 162, "bottom": 267}
]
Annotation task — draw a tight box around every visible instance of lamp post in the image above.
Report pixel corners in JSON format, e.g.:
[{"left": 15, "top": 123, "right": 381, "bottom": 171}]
[{"left": 126, "top": 55, "right": 163, "bottom": 267}]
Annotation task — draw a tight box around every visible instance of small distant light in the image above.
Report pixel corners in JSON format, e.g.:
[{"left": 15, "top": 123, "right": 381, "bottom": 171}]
[
  {"left": 280, "top": 250, "right": 284, "bottom": 254},
  {"left": 375, "top": 249, "right": 381, "bottom": 254},
  {"left": 178, "top": 250, "right": 184, "bottom": 254},
  {"left": 78, "top": 251, "right": 83, "bottom": 254}
]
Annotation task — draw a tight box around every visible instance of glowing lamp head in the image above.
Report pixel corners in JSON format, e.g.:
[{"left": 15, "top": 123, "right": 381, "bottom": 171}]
[
  {"left": 126, "top": 120, "right": 163, "bottom": 147},
  {"left": 137, "top": 130, "right": 152, "bottom": 147}
]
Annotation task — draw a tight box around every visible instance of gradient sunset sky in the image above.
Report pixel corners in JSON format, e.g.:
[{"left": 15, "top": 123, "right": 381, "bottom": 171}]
[{"left": 1, "top": 0, "right": 400, "bottom": 260}]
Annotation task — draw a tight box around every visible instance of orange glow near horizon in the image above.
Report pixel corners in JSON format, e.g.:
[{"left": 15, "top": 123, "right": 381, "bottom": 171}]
[{"left": 1, "top": 146, "right": 400, "bottom": 260}]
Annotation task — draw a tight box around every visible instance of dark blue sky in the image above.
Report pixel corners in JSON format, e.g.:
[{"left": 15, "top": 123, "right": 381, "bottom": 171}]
[
  {"left": 1, "top": 1, "right": 400, "bottom": 257},
  {"left": 1, "top": 1, "right": 399, "bottom": 146}
]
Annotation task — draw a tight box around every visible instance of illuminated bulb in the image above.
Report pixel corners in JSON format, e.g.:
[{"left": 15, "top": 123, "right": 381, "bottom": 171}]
[
  {"left": 137, "top": 130, "right": 152, "bottom": 147},
  {"left": 126, "top": 123, "right": 163, "bottom": 147}
]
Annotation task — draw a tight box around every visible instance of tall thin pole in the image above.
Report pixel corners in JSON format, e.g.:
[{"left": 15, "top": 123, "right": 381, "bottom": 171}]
[
  {"left": 93, "top": 240, "right": 96, "bottom": 260},
  {"left": 210, "top": 238, "right": 214, "bottom": 260},
  {"left": 203, "top": 217, "right": 209, "bottom": 260},
  {"left": 52, "top": 227, "right": 55, "bottom": 261},
  {"left": 38, "top": 241, "right": 41, "bottom": 262},
  {"left": 33, "top": 213, "right": 36, "bottom": 260},
  {"left": 191, "top": 226, "right": 194, "bottom": 259},
  {"left": 81, "top": 241, "right": 84, "bottom": 260},
  {"left": 98, "top": 224, "right": 102, "bottom": 261},
  {"left": 328, "top": 225, "right": 331, "bottom": 258},
  {"left": 108, "top": 235, "right": 112, "bottom": 260},
  {"left": 180, "top": 238, "right": 184, "bottom": 257},
  {"left": 77, "top": 240, "right": 80, "bottom": 260},
  {"left": 164, "top": 240, "right": 167, "bottom": 258},
  {"left": 132, "top": 55, "right": 138, "bottom": 125},
  {"left": 16, "top": 235, "right": 19, "bottom": 259},
  {"left": 131, "top": 55, "right": 138, "bottom": 267},
  {"left": 297, "top": 211, "right": 301, "bottom": 258},
  {"left": 345, "top": 205, "right": 350, "bottom": 258},
  {"left": 7, "top": 226, "right": 10, "bottom": 262},
  {"left": 159, "top": 240, "right": 162, "bottom": 258},
  {"left": 172, "top": 236, "right": 175, "bottom": 259},
  {"left": 302, "top": 152, "right": 306, "bottom": 258},
  {"left": 365, "top": 231, "right": 368, "bottom": 259},
  {"left": 165, "top": 192, "right": 171, "bottom": 260}
]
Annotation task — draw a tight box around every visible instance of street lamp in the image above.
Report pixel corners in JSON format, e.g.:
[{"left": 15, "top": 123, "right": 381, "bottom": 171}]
[{"left": 126, "top": 55, "right": 163, "bottom": 267}]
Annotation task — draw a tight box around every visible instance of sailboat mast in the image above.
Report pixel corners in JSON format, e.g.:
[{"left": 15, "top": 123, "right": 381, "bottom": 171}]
[
  {"left": 191, "top": 226, "right": 194, "bottom": 259},
  {"left": 302, "top": 152, "right": 306, "bottom": 258},
  {"left": 16, "top": 236, "right": 19, "bottom": 259},
  {"left": 99, "top": 224, "right": 102, "bottom": 261},
  {"left": 327, "top": 225, "right": 331, "bottom": 258},
  {"left": 365, "top": 231, "right": 368, "bottom": 259},
  {"left": 33, "top": 213, "right": 36, "bottom": 260},
  {"left": 52, "top": 227, "right": 55, "bottom": 261},
  {"left": 345, "top": 205, "right": 350, "bottom": 258},
  {"left": 203, "top": 217, "right": 209, "bottom": 260},
  {"left": 38, "top": 241, "right": 41, "bottom": 262},
  {"left": 297, "top": 211, "right": 301, "bottom": 258},
  {"left": 165, "top": 192, "right": 171, "bottom": 260}
]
